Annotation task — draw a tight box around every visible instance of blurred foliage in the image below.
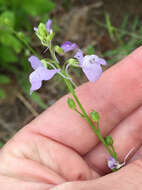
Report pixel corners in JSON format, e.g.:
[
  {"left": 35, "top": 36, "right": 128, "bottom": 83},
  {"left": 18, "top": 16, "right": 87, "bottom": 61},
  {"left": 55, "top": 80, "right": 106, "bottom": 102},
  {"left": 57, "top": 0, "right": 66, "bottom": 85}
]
[
  {"left": 1, "top": 0, "right": 142, "bottom": 109},
  {"left": 87, "top": 45, "right": 95, "bottom": 55},
  {"left": 63, "top": 0, "right": 72, "bottom": 10},
  {"left": 0, "top": 0, "right": 55, "bottom": 108},
  {"left": 0, "top": 141, "right": 4, "bottom": 148},
  {"left": 96, "top": 13, "right": 142, "bottom": 64}
]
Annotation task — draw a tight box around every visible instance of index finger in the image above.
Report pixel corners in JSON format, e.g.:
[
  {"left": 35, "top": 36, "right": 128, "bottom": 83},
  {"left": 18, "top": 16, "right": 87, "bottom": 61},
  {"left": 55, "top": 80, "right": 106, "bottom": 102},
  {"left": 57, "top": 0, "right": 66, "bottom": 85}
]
[{"left": 25, "top": 46, "right": 142, "bottom": 155}]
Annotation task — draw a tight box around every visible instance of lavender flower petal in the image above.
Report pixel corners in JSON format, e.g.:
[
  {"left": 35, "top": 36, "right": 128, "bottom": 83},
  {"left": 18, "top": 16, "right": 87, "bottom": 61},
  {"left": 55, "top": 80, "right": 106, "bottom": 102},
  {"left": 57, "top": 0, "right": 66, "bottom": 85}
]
[
  {"left": 34, "top": 27, "right": 38, "bottom": 32},
  {"left": 74, "top": 49, "right": 84, "bottom": 63},
  {"left": 74, "top": 51, "right": 107, "bottom": 83},
  {"left": 28, "top": 56, "right": 43, "bottom": 70},
  {"left": 82, "top": 63, "right": 102, "bottom": 82},
  {"left": 81, "top": 55, "right": 102, "bottom": 82},
  {"left": 46, "top": 19, "right": 52, "bottom": 32},
  {"left": 29, "top": 66, "right": 60, "bottom": 94},
  {"left": 30, "top": 81, "right": 42, "bottom": 95},
  {"left": 61, "top": 41, "right": 78, "bottom": 53},
  {"left": 96, "top": 58, "right": 107, "bottom": 65},
  {"left": 108, "top": 157, "right": 120, "bottom": 170}
]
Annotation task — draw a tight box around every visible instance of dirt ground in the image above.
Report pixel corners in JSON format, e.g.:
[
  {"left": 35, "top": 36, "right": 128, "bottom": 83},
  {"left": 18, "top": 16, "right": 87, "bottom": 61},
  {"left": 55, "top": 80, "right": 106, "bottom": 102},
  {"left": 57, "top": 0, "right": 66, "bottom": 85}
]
[{"left": 0, "top": 0, "right": 142, "bottom": 144}]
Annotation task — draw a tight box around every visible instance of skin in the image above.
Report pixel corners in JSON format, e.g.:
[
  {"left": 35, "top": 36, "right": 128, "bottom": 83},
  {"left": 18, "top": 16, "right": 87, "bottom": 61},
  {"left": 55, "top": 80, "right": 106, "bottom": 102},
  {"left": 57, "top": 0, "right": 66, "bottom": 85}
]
[{"left": 1, "top": 47, "right": 142, "bottom": 189}]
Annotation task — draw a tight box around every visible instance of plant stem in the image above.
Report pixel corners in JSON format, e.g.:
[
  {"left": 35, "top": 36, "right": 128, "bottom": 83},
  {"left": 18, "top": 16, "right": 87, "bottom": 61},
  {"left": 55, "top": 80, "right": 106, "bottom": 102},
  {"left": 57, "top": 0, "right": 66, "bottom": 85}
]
[
  {"left": 64, "top": 78, "right": 117, "bottom": 159},
  {"left": 12, "top": 30, "right": 38, "bottom": 56},
  {"left": 49, "top": 43, "right": 118, "bottom": 161},
  {"left": 49, "top": 42, "right": 60, "bottom": 69},
  {"left": 111, "top": 144, "right": 118, "bottom": 160},
  {"left": 74, "top": 108, "right": 85, "bottom": 118}
]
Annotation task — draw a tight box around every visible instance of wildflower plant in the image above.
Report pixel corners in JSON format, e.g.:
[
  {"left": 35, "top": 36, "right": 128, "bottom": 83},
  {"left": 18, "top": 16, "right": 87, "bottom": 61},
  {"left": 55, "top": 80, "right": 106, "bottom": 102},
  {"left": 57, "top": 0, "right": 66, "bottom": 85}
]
[{"left": 28, "top": 19, "right": 128, "bottom": 171}]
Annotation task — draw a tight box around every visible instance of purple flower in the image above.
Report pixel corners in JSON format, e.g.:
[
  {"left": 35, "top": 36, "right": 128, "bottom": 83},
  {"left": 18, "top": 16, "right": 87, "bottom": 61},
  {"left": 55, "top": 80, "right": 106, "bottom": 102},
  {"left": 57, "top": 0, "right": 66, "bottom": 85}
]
[
  {"left": 108, "top": 157, "right": 120, "bottom": 170},
  {"left": 108, "top": 148, "right": 135, "bottom": 170},
  {"left": 29, "top": 56, "right": 60, "bottom": 94},
  {"left": 74, "top": 49, "right": 107, "bottom": 82},
  {"left": 34, "top": 27, "right": 38, "bottom": 32},
  {"left": 46, "top": 19, "right": 52, "bottom": 32},
  {"left": 61, "top": 41, "right": 78, "bottom": 53}
]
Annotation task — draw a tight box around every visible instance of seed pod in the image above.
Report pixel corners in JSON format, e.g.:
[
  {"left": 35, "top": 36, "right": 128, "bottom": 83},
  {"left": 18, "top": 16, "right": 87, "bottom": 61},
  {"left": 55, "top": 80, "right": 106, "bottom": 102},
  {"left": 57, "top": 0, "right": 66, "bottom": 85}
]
[
  {"left": 67, "top": 98, "right": 76, "bottom": 109},
  {"left": 90, "top": 111, "right": 99, "bottom": 122},
  {"left": 105, "top": 136, "right": 114, "bottom": 146}
]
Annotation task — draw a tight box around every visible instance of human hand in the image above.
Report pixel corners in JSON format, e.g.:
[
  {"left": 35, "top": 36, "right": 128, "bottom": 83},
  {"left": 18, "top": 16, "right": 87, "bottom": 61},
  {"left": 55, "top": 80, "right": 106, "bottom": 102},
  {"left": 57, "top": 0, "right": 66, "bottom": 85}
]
[{"left": 1, "top": 47, "right": 142, "bottom": 190}]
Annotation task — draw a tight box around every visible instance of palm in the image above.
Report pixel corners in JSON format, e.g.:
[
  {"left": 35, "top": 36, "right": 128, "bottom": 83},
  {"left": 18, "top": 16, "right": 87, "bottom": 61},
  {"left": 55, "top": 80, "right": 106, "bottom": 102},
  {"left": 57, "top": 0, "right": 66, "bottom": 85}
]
[{"left": 1, "top": 47, "right": 142, "bottom": 190}]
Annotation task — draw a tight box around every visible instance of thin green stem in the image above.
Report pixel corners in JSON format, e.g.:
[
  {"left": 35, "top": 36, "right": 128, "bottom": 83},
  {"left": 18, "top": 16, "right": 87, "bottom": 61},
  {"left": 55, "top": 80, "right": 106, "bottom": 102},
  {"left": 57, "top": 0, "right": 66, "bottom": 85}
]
[
  {"left": 49, "top": 42, "right": 118, "bottom": 161},
  {"left": 74, "top": 108, "right": 85, "bottom": 118},
  {"left": 111, "top": 145, "right": 118, "bottom": 160},
  {"left": 12, "top": 30, "right": 38, "bottom": 56},
  {"left": 49, "top": 42, "right": 60, "bottom": 69},
  {"left": 96, "top": 121, "right": 100, "bottom": 131},
  {"left": 64, "top": 78, "right": 117, "bottom": 159}
]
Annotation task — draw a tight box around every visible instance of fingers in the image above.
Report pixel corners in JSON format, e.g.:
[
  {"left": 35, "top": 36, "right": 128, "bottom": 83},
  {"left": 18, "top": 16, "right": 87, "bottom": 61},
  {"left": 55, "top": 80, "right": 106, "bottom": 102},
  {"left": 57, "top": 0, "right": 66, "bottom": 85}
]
[
  {"left": 0, "top": 175, "right": 53, "bottom": 190},
  {"left": 25, "top": 46, "right": 142, "bottom": 155},
  {"left": 85, "top": 104, "right": 142, "bottom": 174},
  {"left": 1, "top": 132, "right": 99, "bottom": 183},
  {"left": 51, "top": 160, "right": 142, "bottom": 190}
]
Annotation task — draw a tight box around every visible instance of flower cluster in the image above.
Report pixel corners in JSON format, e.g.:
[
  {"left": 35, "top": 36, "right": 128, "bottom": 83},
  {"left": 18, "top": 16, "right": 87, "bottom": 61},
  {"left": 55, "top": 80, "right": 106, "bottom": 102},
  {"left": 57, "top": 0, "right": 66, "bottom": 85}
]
[{"left": 29, "top": 19, "right": 107, "bottom": 95}]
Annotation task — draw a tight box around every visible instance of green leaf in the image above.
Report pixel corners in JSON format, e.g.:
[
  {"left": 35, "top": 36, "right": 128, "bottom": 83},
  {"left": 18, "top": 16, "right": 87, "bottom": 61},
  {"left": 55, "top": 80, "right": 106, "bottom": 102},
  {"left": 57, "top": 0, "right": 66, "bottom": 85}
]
[
  {"left": 0, "top": 46, "right": 18, "bottom": 63},
  {"left": 0, "top": 88, "right": 6, "bottom": 99},
  {"left": 0, "top": 0, "right": 9, "bottom": 6},
  {"left": 21, "top": 57, "right": 31, "bottom": 72},
  {"left": 22, "top": 0, "right": 55, "bottom": 17},
  {"left": 0, "top": 75, "right": 11, "bottom": 84},
  {"left": 120, "top": 14, "right": 129, "bottom": 38},
  {"left": 121, "top": 14, "right": 129, "bottom": 30},
  {"left": 131, "top": 16, "right": 139, "bottom": 33},
  {"left": 105, "top": 12, "right": 115, "bottom": 41},
  {"left": 0, "top": 32, "right": 23, "bottom": 53},
  {"left": 0, "top": 11, "right": 15, "bottom": 29}
]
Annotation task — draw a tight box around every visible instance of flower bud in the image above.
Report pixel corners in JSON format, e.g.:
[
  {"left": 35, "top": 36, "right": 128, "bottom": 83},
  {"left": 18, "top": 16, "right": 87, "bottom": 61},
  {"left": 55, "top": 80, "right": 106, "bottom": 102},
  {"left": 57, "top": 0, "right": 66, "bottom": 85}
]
[
  {"left": 46, "top": 31, "right": 54, "bottom": 42},
  {"left": 38, "top": 23, "right": 46, "bottom": 33},
  {"left": 67, "top": 58, "right": 79, "bottom": 66},
  {"left": 54, "top": 45, "right": 64, "bottom": 54},
  {"left": 17, "top": 32, "right": 24, "bottom": 39},
  {"left": 67, "top": 98, "right": 76, "bottom": 109},
  {"left": 38, "top": 23, "right": 47, "bottom": 40},
  {"left": 105, "top": 136, "right": 114, "bottom": 146},
  {"left": 90, "top": 110, "right": 99, "bottom": 122}
]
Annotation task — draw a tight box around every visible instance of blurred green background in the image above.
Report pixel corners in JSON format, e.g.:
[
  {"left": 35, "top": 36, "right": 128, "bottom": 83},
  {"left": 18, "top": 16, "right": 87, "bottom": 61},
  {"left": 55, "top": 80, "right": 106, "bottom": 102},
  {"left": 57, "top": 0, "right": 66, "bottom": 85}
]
[{"left": 0, "top": 0, "right": 142, "bottom": 146}]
